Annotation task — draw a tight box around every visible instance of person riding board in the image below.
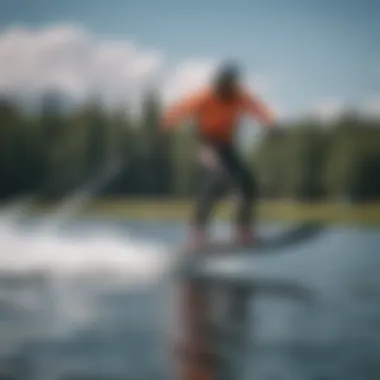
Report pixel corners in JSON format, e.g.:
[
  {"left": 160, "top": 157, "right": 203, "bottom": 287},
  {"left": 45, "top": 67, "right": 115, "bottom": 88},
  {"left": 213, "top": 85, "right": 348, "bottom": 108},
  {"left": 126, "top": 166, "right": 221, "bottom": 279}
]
[{"left": 162, "top": 62, "right": 276, "bottom": 248}]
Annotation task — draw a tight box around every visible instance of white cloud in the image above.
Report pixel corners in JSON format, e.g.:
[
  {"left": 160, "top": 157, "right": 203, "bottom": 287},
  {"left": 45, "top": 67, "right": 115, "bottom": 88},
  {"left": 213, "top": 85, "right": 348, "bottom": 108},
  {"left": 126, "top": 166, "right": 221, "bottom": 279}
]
[
  {"left": 0, "top": 24, "right": 218, "bottom": 106},
  {"left": 309, "top": 98, "right": 348, "bottom": 122},
  {"left": 0, "top": 24, "right": 163, "bottom": 104},
  {"left": 360, "top": 97, "right": 380, "bottom": 119},
  {"left": 4, "top": 23, "right": 377, "bottom": 124},
  {"left": 309, "top": 97, "right": 380, "bottom": 122},
  {"left": 0, "top": 24, "right": 276, "bottom": 115}
]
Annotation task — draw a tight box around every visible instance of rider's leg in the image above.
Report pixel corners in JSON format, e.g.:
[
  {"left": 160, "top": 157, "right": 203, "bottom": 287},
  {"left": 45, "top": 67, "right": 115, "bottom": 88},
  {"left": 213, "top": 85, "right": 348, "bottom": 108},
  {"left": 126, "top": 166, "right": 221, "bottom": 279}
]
[
  {"left": 189, "top": 169, "right": 228, "bottom": 248},
  {"left": 188, "top": 143, "right": 228, "bottom": 249},
  {"left": 217, "top": 145, "right": 257, "bottom": 244},
  {"left": 234, "top": 167, "right": 257, "bottom": 244}
]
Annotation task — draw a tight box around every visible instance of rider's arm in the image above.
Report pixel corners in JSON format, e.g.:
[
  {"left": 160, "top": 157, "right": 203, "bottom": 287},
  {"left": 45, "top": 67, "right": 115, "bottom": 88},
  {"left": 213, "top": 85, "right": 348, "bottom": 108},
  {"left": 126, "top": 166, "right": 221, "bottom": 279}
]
[
  {"left": 161, "top": 91, "right": 206, "bottom": 131},
  {"left": 240, "top": 90, "right": 276, "bottom": 126}
]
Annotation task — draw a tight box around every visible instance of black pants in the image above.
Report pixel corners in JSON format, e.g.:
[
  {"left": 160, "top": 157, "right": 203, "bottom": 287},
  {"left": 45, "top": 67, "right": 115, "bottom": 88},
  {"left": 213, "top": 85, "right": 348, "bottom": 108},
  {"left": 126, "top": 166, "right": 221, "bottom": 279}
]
[{"left": 192, "top": 139, "right": 257, "bottom": 228}]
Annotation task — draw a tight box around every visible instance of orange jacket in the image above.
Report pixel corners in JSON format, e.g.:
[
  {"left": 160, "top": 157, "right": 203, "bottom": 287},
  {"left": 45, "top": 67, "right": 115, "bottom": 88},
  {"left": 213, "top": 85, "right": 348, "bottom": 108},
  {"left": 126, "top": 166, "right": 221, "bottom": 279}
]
[{"left": 162, "top": 87, "right": 275, "bottom": 143}]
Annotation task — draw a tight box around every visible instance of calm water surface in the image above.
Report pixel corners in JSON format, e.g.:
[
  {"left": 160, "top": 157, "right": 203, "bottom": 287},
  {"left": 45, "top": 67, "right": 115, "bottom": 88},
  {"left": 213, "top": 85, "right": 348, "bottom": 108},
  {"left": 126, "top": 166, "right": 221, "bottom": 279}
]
[{"left": 0, "top": 216, "right": 379, "bottom": 380}]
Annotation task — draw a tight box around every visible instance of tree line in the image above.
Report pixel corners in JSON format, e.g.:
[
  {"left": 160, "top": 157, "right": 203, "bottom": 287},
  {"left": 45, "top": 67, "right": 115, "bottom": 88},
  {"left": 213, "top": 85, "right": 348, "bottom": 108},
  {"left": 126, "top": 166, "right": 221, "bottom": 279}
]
[{"left": 0, "top": 92, "right": 379, "bottom": 203}]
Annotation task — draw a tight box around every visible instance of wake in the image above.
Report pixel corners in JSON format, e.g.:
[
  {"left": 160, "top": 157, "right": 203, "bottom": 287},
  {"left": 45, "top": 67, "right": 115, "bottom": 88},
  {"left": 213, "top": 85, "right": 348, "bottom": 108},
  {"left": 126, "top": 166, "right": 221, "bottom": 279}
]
[
  {"left": 0, "top": 222, "right": 171, "bottom": 283},
  {"left": 0, "top": 160, "right": 173, "bottom": 285}
]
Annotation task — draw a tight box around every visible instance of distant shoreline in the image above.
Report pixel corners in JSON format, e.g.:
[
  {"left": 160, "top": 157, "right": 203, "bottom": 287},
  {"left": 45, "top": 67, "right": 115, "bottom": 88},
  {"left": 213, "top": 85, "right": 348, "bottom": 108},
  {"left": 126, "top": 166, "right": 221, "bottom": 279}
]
[
  {"left": 35, "top": 198, "right": 380, "bottom": 225},
  {"left": 1, "top": 198, "right": 380, "bottom": 225}
]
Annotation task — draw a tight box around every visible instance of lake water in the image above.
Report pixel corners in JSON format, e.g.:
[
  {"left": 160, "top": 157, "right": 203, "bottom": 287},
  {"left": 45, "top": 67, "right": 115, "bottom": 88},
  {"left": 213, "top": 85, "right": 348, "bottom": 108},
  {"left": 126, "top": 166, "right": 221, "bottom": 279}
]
[{"left": 0, "top": 213, "right": 379, "bottom": 380}]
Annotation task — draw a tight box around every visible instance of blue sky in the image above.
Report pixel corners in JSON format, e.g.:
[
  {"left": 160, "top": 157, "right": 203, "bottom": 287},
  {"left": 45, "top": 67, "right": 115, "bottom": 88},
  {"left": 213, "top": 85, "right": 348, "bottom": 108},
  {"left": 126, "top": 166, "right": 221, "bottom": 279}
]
[{"left": 0, "top": 0, "right": 379, "bottom": 117}]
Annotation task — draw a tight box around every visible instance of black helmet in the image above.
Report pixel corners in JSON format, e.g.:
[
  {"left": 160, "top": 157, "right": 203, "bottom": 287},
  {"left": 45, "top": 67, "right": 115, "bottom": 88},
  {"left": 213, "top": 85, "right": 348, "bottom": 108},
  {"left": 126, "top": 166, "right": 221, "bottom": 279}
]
[{"left": 214, "top": 62, "right": 241, "bottom": 85}]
